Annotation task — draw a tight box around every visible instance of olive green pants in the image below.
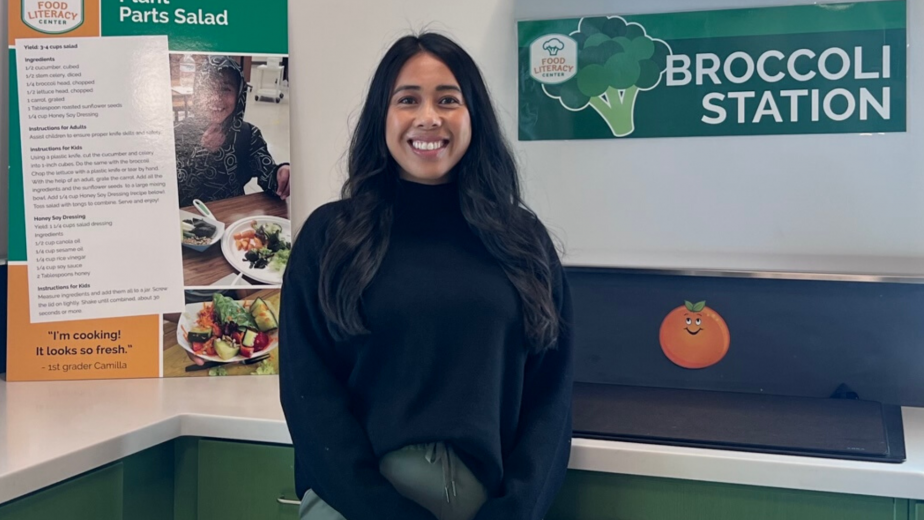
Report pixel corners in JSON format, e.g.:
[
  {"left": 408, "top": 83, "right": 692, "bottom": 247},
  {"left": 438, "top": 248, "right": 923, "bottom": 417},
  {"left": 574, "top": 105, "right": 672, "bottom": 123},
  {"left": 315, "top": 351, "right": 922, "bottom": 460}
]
[{"left": 299, "top": 442, "right": 488, "bottom": 520}]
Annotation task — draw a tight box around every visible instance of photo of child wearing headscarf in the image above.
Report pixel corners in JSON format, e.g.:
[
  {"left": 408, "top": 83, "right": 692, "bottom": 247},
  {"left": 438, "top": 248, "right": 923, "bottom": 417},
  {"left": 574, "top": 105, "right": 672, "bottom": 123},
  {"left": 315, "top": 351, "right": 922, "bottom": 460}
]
[
  {"left": 173, "top": 54, "right": 290, "bottom": 205},
  {"left": 171, "top": 54, "right": 292, "bottom": 288}
]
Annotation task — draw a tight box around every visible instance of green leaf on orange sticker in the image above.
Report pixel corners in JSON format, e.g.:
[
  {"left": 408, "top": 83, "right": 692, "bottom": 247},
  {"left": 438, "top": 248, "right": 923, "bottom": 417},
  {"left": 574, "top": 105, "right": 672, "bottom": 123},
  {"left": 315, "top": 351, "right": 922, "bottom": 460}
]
[
  {"left": 692, "top": 301, "right": 707, "bottom": 312},
  {"left": 684, "top": 300, "right": 694, "bottom": 311}
]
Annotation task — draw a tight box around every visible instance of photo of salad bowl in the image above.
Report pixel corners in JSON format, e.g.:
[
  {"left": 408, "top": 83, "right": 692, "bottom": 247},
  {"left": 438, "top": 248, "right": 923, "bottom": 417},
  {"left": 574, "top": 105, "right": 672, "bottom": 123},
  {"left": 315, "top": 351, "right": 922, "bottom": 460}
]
[
  {"left": 220, "top": 216, "right": 291, "bottom": 285},
  {"left": 180, "top": 209, "right": 225, "bottom": 253},
  {"left": 177, "top": 293, "right": 280, "bottom": 364}
]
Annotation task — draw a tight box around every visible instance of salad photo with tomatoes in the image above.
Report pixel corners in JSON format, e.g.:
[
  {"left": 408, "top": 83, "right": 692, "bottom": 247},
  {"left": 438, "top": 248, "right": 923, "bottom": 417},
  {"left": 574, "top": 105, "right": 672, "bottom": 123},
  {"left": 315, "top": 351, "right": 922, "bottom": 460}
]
[{"left": 183, "top": 293, "right": 279, "bottom": 361}]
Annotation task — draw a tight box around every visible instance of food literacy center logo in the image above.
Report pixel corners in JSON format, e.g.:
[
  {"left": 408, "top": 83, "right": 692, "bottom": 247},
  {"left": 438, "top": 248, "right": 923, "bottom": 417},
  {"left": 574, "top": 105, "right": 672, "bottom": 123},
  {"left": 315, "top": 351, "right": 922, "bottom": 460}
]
[
  {"left": 529, "top": 15, "right": 897, "bottom": 137},
  {"left": 23, "top": 0, "right": 84, "bottom": 34},
  {"left": 530, "top": 17, "right": 671, "bottom": 137}
]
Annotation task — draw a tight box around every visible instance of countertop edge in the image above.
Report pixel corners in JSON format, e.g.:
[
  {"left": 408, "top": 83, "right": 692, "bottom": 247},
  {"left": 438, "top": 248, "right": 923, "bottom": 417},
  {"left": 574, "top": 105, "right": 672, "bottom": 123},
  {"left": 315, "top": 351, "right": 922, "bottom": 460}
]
[
  {"left": 1, "top": 416, "right": 183, "bottom": 504},
  {"left": 2, "top": 379, "right": 923, "bottom": 505},
  {"left": 569, "top": 432, "right": 924, "bottom": 501},
  {"left": 7, "top": 411, "right": 923, "bottom": 505}
]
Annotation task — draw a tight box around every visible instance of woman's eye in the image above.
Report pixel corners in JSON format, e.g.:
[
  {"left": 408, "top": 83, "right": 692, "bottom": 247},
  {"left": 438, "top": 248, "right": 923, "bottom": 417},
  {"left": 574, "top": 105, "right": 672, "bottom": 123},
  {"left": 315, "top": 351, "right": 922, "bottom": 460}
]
[
  {"left": 396, "top": 97, "right": 416, "bottom": 105},
  {"left": 440, "top": 97, "right": 462, "bottom": 105}
]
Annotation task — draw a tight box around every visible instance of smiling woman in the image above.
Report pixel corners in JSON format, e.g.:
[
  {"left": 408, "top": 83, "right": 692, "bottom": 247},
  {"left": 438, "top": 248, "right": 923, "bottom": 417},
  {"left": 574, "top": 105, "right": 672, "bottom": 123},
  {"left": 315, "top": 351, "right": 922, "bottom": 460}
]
[
  {"left": 280, "top": 32, "right": 573, "bottom": 520},
  {"left": 385, "top": 53, "right": 472, "bottom": 185}
]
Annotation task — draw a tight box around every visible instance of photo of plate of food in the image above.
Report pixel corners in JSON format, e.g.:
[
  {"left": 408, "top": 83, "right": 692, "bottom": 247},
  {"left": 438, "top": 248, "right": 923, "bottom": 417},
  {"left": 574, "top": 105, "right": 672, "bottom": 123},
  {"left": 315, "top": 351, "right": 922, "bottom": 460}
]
[
  {"left": 180, "top": 209, "right": 225, "bottom": 252},
  {"left": 177, "top": 293, "right": 280, "bottom": 363},
  {"left": 221, "top": 216, "right": 291, "bottom": 285}
]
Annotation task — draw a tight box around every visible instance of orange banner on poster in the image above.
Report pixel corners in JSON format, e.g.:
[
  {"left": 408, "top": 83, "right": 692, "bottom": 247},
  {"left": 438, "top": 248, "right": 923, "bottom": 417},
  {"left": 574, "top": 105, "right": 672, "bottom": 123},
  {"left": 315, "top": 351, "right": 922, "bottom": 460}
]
[
  {"left": 8, "top": 0, "right": 100, "bottom": 45},
  {"left": 6, "top": 265, "right": 161, "bottom": 381}
]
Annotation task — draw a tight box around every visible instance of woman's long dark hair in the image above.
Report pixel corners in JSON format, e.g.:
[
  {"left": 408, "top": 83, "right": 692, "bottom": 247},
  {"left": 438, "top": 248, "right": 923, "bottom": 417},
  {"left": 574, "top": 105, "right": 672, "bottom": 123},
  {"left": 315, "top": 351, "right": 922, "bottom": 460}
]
[{"left": 319, "top": 32, "right": 560, "bottom": 352}]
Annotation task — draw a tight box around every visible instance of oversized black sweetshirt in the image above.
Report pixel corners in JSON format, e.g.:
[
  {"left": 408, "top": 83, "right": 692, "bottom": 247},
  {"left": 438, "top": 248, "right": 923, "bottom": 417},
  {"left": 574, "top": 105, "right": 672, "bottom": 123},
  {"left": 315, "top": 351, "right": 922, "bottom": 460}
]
[{"left": 279, "top": 178, "right": 573, "bottom": 520}]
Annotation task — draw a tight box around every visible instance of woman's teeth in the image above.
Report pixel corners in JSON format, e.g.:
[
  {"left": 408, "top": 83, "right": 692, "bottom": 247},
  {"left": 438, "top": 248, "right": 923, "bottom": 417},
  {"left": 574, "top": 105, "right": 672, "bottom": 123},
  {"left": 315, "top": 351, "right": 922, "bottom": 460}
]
[{"left": 412, "top": 140, "right": 445, "bottom": 151}]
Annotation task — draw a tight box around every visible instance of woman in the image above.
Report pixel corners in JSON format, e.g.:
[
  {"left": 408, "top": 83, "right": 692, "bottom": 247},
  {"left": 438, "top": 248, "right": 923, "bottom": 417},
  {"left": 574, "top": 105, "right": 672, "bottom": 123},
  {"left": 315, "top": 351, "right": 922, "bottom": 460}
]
[
  {"left": 280, "top": 33, "right": 573, "bottom": 520},
  {"left": 173, "top": 55, "right": 291, "bottom": 207}
]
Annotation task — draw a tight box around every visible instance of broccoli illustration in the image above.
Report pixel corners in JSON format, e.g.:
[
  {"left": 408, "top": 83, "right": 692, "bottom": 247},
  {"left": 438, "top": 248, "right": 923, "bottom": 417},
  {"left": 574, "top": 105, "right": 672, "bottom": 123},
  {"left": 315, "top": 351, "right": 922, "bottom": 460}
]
[
  {"left": 542, "top": 38, "right": 565, "bottom": 56},
  {"left": 542, "top": 16, "right": 671, "bottom": 137}
]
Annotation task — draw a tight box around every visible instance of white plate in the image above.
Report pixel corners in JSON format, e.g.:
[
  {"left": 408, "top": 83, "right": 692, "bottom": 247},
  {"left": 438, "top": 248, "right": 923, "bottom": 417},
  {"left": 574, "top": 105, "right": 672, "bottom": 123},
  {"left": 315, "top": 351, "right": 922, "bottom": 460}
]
[
  {"left": 220, "top": 216, "right": 291, "bottom": 285},
  {"left": 176, "top": 300, "right": 279, "bottom": 363},
  {"left": 210, "top": 272, "right": 253, "bottom": 287}
]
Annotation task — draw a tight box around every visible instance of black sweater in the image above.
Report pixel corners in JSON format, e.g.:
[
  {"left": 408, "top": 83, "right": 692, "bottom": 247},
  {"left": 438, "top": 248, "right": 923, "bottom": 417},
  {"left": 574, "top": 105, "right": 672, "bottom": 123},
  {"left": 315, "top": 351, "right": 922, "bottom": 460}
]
[{"left": 279, "top": 179, "right": 573, "bottom": 520}]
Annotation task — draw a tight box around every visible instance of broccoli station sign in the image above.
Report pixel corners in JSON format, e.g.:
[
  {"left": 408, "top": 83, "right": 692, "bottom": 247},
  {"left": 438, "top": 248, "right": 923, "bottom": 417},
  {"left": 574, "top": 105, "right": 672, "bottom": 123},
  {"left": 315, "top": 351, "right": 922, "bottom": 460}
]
[{"left": 518, "top": 1, "right": 906, "bottom": 140}]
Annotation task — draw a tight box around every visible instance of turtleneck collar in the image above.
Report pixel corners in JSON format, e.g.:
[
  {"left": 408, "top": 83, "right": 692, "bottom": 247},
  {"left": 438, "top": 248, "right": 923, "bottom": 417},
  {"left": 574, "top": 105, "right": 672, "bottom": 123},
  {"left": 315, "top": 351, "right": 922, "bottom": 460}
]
[
  {"left": 394, "top": 177, "right": 463, "bottom": 225},
  {"left": 396, "top": 178, "right": 459, "bottom": 206}
]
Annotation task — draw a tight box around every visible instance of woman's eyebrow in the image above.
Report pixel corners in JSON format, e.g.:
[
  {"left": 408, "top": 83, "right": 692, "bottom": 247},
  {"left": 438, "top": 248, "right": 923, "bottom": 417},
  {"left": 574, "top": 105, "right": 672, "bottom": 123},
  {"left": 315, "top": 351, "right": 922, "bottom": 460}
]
[
  {"left": 393, "top": 85, "right": 420, "bottom": 94},
  {"left": 392, "top": 84, "right": 461, "bottom": 94}
]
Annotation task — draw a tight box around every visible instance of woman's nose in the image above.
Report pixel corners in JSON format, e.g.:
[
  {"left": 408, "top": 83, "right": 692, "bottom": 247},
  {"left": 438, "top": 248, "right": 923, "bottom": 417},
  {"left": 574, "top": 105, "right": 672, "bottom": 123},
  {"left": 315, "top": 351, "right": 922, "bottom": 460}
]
[{"left": 415, "top": 101, "right": 441, "bottom": 128}]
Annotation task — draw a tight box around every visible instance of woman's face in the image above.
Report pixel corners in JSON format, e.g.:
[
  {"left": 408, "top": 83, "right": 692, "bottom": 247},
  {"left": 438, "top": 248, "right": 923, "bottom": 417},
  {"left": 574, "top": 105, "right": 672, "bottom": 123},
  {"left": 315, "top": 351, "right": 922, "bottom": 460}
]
[
  {"left": 386, "top": 53, "right": 472, "bottom": 185},
  {"left": 196, "top": 69, "right": 238, "bottom": 125}
]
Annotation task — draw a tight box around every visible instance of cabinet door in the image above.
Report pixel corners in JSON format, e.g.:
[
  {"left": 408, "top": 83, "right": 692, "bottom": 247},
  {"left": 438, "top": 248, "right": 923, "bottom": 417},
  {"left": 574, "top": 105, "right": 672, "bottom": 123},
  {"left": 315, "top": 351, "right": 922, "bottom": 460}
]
[
  {"left": 197, "top": 439, "right": 299, "bottom": 520},
  {"left": 123, "top": 440, "right": 176, "bottom": 520},
  {"left": 0, "top": 463, "right": 123, "bottom": 520},
  {"left": 547, "top": 470, "right": 906, "bottom": 520}
]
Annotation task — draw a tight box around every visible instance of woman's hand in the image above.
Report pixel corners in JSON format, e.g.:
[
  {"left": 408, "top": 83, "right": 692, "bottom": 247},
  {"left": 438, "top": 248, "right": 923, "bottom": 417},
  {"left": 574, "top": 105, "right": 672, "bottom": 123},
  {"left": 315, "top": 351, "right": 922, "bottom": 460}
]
[
  {"left": 200, "top": 123, "right": 225, "bottom": 152},
  {"left": 276, "top": 164, "right": 291, "bottom": 200}
]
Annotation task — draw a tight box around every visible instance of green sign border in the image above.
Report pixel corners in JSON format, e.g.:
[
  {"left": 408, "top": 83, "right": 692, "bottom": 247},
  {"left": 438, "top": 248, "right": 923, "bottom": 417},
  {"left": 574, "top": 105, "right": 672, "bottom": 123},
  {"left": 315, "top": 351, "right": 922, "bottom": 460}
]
[
  {"left": 8, "top": 49, "right": 26, "bottom": 262},
  {"left": 517, "top": 0, "right": 907, "bottom": 141}
]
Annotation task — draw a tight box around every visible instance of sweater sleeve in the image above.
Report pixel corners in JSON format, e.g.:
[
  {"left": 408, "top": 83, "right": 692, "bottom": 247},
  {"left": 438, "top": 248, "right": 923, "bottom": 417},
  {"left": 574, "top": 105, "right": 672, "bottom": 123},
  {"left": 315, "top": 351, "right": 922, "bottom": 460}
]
[
  {"left": 472, "top": 236, "right": 574, "bottom": 520},
  {"left": 278, "top": 206, "right": 437, "bottom": 520},
  {"left": 247, "top": 125, "right": 281, "bottom": 196}
]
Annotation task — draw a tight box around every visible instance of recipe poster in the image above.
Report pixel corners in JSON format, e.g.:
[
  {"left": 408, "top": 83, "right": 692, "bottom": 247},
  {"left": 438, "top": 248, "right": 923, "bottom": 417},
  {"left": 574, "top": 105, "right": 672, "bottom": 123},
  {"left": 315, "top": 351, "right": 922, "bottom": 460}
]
[{"left": 7, "top": 0, "right": 291, "bottom": 381}]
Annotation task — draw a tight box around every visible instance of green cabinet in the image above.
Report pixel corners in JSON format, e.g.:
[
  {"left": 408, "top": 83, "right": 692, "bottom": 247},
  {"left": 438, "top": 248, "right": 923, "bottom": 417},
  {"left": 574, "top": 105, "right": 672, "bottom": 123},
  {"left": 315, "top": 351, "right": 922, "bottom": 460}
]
[
  {"left": 547, "top": 470, "right": 912, "bottom": 520},
  {"left": 0, "top": 438, "right": 298, "bottom": 520},
  {"left": 0, "top": 441, "right": 175, "bottom": 520},
  {"left": 123, "top": 440, "right": 177, "bottom": 520},
  {"left": 0, "top": 462, "right": 124, "bottom": 520},
  {"left": 1, "top": 439, "right": 919, "bottom": 520},
  {"left": 194, "top": 439, "right": 299, "bottom": 520}
]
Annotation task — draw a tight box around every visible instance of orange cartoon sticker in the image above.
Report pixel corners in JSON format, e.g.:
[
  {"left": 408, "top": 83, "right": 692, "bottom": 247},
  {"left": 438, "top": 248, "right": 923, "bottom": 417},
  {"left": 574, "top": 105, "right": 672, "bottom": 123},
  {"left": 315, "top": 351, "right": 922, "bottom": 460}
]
[{"left": 659, "top": 300, "right": 730, "bottom": 369}]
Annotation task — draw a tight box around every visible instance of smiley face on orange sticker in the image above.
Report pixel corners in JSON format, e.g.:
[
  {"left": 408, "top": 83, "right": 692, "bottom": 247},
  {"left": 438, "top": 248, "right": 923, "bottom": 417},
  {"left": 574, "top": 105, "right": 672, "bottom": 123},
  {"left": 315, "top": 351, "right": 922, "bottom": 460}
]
[{"left": 659, "top": 300, "right": 730, "bottom": 369}]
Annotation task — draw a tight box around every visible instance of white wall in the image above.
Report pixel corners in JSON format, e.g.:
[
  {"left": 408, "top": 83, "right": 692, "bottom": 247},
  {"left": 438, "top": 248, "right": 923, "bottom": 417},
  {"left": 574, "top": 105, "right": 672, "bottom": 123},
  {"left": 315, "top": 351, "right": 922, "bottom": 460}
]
[{"left": 288, "top": 0, "right": 924, "bottom": 278}]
